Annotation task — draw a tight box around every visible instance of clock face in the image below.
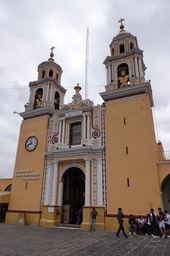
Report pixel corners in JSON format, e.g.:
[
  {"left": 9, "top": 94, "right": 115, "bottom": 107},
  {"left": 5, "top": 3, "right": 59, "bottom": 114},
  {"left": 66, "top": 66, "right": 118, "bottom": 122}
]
[{"left": 25, "top": 136, "right": 38, "bottom": 151}]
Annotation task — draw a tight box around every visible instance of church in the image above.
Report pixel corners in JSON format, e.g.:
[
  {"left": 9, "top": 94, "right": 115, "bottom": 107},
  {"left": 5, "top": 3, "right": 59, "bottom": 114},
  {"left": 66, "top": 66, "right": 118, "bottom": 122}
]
[{"left": 2, "top": 21, "right": 170, "bottom": 230}]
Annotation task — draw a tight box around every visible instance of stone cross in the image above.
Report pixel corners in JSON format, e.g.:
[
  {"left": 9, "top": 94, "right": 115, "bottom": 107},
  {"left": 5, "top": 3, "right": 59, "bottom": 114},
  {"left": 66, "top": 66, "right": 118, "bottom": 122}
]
[
  {"left": 50, "top": 46, "right": 55, "bottom": 53},
  {"left": 118, "top": 18, "right": 125, "bottom": 25}
]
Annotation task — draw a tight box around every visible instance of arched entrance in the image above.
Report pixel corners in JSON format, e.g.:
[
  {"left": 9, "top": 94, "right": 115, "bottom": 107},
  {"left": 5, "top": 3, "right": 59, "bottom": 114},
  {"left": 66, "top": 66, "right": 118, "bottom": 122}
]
[
  {"left": 161, "top": 174, "right": 170, "bottom": 212},
  {"left": 62, "top": 167, "right": 85, "bottom": 224}
]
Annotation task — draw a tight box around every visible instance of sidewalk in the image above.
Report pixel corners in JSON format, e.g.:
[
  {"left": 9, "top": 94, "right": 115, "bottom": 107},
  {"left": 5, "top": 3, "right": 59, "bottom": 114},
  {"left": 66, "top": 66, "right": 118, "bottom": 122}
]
[{"left": 0, "top": 223, "right": 170, "bottom": 256}]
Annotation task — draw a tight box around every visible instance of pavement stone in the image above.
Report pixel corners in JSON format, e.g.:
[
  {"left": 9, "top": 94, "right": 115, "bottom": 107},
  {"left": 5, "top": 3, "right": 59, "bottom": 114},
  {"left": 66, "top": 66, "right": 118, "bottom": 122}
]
[{"left": 0, "top": 223, "right": 170, "bottom": 256}]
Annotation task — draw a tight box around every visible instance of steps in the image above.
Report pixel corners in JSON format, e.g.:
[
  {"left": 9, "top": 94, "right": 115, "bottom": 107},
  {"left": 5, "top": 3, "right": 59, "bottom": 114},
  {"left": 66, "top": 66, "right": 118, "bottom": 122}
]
[{"left": 55, "top": 223, "right": 81, "bottom": 230}]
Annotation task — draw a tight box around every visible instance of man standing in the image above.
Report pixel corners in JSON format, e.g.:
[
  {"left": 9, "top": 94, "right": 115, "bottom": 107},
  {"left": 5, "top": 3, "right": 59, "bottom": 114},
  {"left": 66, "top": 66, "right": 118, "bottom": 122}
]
[
  {"left": 116, "top": 208, "right": 128, "bottom": 237},
  {"left": 90, "top": 207, "right": 98, "bottom": 231},
  {"left": 150, "top": 208, "right": 158, "bottom": 237}
]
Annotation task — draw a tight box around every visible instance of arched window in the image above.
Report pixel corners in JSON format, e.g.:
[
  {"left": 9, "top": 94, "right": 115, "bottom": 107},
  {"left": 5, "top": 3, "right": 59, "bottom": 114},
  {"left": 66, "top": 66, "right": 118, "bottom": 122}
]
[
  {"left": 111, "top": 48, "right": 114, "bottom": 56},
  {"left": 119, "top": 43, "right": 125, "bottom": 54},
  {"left": 34, "top": 88, "right": 43, "bottom": 109},
  {"left": 130, "top": 42, "right": 134, "bottom": 50},
  {"left": 54, "top": 91, "right": 60, "bottom": 110},
  {"left": 70, "top": 122, "right": 81, "bottom": 145},
  {"left": 49, "top": 69, "right": 53, "bottom": 77},
  {"left": 42, "top": 70, "right": 45, "bottom": 78},
  {"left": 5, "top": 184, "right": 12, "bottom": 191}
]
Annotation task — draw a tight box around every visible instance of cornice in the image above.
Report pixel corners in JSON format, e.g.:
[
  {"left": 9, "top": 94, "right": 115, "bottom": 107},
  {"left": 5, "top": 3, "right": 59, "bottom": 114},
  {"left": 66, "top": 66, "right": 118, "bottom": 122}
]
[
  {"left": 46, "top": 146, "right": 104, "bottom": 159},
  {"left": 103, "top": 48, "right": 143, "bottom": 65},
  {"left": 29, "top": 78, "right": 66, "bottom": 93},
  {"left": 100, "top": 82, "right": 154, "bottom": 107},
  {"left": 20, "top": 107, "right": 55, "bottom": 120}
]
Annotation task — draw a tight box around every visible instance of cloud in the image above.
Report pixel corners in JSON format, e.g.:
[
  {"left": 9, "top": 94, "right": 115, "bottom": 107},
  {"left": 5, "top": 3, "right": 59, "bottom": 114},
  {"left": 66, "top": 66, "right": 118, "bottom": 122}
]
[{"left": 0, "top": 0, "right": 170, "bottom": 177}]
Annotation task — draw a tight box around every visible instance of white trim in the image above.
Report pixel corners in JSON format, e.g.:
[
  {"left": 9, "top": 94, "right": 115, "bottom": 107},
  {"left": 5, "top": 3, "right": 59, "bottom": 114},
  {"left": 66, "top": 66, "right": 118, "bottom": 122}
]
[
  {"left": 84, "top": 158, "right": 91, "bottom": 206},
  {"left": 51, "top": 161, "right": 58, "bottom": 205},
  {"left": 97, "top": 158, "right": 103, "bottom": 206},
  {"left": 44, "top": 163, "right": 51, "bottom": 205},
  {"left": 60, "top": 163, "right": 85, "bottom": 181}
]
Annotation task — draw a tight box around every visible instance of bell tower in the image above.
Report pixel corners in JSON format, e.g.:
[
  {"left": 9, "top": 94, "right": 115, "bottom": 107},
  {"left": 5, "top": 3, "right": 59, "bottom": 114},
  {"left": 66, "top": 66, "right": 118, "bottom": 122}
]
[
  {"left": 24, "top": 46, "right": 66, "bottom": 116},
  {"left": 6, "top": 48, "right": 66, "bottom": 225},
  {"left": 104, "top": 18, "right": 146, "bottom": 91},
  {"left": 100, "top": 20, "right": 161, "bottom": 217}
]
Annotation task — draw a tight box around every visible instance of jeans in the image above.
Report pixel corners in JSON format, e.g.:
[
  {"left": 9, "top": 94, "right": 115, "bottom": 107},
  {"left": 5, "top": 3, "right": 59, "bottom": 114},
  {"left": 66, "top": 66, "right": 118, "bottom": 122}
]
[
  {"left": 117, "top": 223, "right": 126, "bottom": 236},
  {"left": 90, "top": 218, "right": 96, "bottom": 231}
]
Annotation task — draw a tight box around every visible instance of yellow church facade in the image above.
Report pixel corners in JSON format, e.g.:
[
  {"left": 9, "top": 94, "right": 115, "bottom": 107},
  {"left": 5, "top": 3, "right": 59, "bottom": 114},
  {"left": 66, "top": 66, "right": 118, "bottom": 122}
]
[{"left": 2, "top": 22, "right": 170, "bottom": 231}]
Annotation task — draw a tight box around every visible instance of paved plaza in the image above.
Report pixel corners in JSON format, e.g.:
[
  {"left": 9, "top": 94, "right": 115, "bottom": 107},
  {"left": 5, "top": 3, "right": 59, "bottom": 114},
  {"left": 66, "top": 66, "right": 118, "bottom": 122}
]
[{"left": 0, "top": 223, "right": 170, "bottom": 256}]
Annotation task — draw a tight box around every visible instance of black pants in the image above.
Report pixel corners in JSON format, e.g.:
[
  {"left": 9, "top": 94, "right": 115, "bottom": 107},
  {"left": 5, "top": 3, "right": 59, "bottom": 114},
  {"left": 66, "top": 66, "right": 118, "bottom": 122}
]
[
  {"left": 117, "top": 223, "right": 126, "bottom": 236},
  {"left": 151, "top": 224, "right": 159, "bottom": 236}
]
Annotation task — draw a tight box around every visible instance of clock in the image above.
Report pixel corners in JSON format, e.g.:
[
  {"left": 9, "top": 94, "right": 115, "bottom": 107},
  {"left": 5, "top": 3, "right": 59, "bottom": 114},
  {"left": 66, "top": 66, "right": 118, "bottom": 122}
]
[{"left": 25, "top": 136, "right": 38, "bottom": 151}]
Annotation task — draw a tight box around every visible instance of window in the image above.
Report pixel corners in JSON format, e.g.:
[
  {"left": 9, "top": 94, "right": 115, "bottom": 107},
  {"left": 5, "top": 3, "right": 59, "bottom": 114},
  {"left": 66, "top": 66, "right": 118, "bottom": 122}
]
[
  {"left": 5, "top": 184, "right": 12, "bottom": 191},
  {"left": 54, "top": 91, "right": 60, "bottom": 110},
  {"left": 111, "top": 48, "right": 114, "bottom": 55},
  {"left": 49, "top": 69, "right": 53, "bottom": 77},
  {"left": 130, "top": 42, "right": 134, "bottom": 50},
  {"left": 42, "top": 70, "right": 45, "bottom": 78},
  {"left": 119, "top": 43, "right": 125, "bottom": 53},
  {"left": 70, "top": 122, "right": 81, "bottom": 145}
]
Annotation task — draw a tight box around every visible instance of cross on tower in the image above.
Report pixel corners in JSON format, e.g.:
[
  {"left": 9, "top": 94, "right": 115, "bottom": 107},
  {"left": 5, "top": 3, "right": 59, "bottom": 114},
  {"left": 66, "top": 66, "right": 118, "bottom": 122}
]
[
  {"left": 118, "top": 18, "right": 125, "bottom": 25},
  {"left": 49, "top": 46, "right": 55, "bottom": 60},
  {"left": 50, "top": 46, "right": 55, "bottom": 53}
]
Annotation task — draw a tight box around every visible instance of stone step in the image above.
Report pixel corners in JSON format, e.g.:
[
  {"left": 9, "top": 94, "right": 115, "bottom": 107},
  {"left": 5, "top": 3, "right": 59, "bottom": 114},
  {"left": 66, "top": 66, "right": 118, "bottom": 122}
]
[{"left": 55, "top": 223, "right": 81, "bottom": 230}]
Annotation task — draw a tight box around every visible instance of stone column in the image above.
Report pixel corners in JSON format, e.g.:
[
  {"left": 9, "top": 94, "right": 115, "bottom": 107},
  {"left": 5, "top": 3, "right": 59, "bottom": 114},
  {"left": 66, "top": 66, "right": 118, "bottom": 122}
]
[
  {"left": 58, "top": 120, "right": 62, "bottom": 143},
  {"left": 61, "top": 119, "right": 65, "bottom": 143},
  {"left": 110, "top": 65, "right": 112, "bottom": 82},
  {"left": 85, "top": 158, "right": 91, "bottom": 206},
  {"left": 87, "top": 114, "right": 90, "bottom": 140},
  {"left": 49, "top": 84, "right": 53, "bottom": 102},
  {"left": 46, "top": 83, "right": 49, "bottom": 101},
  {"left": 83, "top": 114, "right": 87, "bottom": 140},
  {"left": 112, "top": 64, "right": 115, "bottom": 82},
  {"left": 108, "top": 65, "right": 111, "bottom": 83},
  {"left": 114, "top": 64, "right": 118, "bottom": 83},
  {"left": 138, "top": 57, "right": 143, "bottom": 77},
  {"left": 58, "top": 180, "right": 64, "bottom": 206},
  {"left": 51, "top": 161, "right": 59, "bottom": 205},
  {"left": 106, "top": 66, "right": 109, "bottom": 84},
  {"left": 97, "top": 158, "right": 103, "bottom": 206},
  {"left": 44, "top": 162, "right": 51, "bottom": 205},
  {"left": 28, "top": 88, "right": 32, "bottom": 104},
  {"left": 135, "top": 57, "right": 139, "bottom": 77},
  {"left": 32, "top": 88, "right": 36, "bottom": 105}
]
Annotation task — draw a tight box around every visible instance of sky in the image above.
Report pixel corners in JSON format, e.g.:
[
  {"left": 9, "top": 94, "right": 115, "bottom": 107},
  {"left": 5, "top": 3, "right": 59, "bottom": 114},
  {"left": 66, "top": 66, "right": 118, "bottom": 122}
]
[{"left": 0, "top": 0, "right": 170, "bottom": 178}]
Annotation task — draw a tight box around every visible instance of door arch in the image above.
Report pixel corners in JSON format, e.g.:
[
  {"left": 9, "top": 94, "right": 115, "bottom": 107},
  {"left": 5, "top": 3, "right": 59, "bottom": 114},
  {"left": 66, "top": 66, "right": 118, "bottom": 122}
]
[
  {"left": 161, "top": 174, "right": 170, "bottom": 212},
  {"left": 62, "top": 167, "right": 85, "bottom": 224}
]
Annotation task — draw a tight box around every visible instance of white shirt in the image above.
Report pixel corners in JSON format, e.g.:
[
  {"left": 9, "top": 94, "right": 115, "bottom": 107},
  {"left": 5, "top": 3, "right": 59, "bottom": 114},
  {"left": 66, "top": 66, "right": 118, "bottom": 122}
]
[{"left": 164, "top": 213, "right": 170, "bottom": 225}]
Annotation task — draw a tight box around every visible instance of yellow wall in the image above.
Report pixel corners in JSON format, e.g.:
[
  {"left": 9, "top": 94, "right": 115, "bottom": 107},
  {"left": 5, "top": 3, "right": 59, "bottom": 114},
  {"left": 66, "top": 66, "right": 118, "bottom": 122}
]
[
  {"left": 8, "top": 115, "right": 50, "bottom": 214},
  {"left": 157, "top": 163, "right": 170, "bottom": 186},
  {"left": 105, "top": 95, "right": 161, "bottom": 215},
  {"left": 0, "top": 178, "right": 12, "bottom": 191}
]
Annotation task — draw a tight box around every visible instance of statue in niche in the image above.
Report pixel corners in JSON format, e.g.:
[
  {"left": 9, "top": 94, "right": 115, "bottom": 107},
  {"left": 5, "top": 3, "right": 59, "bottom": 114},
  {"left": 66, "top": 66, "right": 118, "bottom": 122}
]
[
  {"left": 118, "top": 74, "right": 129, "bottom": 88},
  {"left": 54, "top": 92, "right": 60, "bottom": 110},
  {"left": 35, "top": 93, "right": 42, "bottom": 108},
  {"left": 118, "top": 67, "right": 129, "bottom": 88}
]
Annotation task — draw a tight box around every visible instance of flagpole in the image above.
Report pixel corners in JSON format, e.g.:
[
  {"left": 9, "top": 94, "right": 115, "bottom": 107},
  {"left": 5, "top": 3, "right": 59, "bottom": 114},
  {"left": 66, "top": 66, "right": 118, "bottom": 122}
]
[{"left": 85, "top": 27, "right": 89, "bottom": 99}]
